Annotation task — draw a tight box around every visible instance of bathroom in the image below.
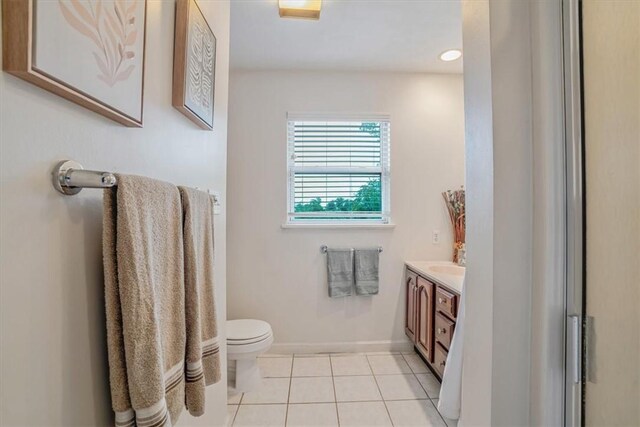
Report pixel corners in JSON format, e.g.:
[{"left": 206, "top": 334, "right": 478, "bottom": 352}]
[
  {"left": 0, "top": 1, "right": 638, "bottom": 427},
  {"left": 225, "top": 1, "right": 465, "bottom": 424}
]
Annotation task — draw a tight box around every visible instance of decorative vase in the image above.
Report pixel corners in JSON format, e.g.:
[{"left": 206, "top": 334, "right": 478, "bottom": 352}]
[{"left": 453, "top": 241, "right": 466, "bottom": 266}]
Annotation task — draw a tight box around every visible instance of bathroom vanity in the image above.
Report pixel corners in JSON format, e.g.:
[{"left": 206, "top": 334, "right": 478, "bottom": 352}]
[{"left": 404, "top": 261, "right": 463, "bottom": 380}]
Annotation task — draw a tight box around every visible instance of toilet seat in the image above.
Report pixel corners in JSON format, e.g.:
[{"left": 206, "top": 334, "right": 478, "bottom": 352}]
[
  {"left": 228, "top": 333, "right": 272, "bottom": 346},
  {"left": 228, "top": 319, "right": 272, "bottom": 342},
  {"left": 227, "top": 319, "right": 273, "bottom": 354}
]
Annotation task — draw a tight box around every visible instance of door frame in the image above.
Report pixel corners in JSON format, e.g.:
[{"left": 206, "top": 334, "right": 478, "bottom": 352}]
[{"left": 562, "top": 0, "right": 586, "bottom": 425}]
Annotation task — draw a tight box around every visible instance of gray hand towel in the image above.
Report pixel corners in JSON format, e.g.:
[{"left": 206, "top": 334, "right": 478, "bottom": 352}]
[
  {"left": 326, "top": 249, "right": 354, "bottom": 298},
  {"left": 355, "top": 249, "right": 380, "bottom": 295}
]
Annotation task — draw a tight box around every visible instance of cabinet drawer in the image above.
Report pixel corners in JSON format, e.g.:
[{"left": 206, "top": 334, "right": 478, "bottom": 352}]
[
  {"left": 433, "top": 342, "right": 448, "bottom": 378},
  {"left": 436, "top": 286, "right": 457, "bottom": 319},
  {"left": 435, "top": 312, "right": 455, "bottom": 350}
]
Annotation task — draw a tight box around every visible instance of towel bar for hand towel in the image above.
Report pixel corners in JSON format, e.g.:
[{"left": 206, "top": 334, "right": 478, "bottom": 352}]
[
  {"left": 52, "top": 160, "right": 117, "bottom": 195},
  {"left": 320, "top": 245, "right": 383, "bottom": 253},
  {"left": 51, "top": 160, "right": 219, "bottom": 207}
]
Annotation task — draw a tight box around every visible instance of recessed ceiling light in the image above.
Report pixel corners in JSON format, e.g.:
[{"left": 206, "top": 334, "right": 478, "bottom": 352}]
[
  {"left": 440, "top": 49, "right": 462, "bottom": 62},
  {"left": 279, "top": 0, "right": 322, "bottom": 20}
]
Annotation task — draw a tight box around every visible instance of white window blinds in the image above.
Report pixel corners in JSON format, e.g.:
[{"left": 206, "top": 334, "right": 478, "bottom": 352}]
[{"left": 287, "top": 114, "right": 391, "bottom": 224}]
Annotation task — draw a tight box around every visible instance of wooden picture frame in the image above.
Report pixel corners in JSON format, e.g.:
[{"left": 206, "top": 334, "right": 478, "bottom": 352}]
[
  {"left": 2, "top": 0, "right": 147, "bottom": 127},
  {"left": 172, "top": 0, "right": 216, "bottom": 130}
]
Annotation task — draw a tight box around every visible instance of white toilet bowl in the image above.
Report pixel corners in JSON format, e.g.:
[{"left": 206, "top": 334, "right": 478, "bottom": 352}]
[{"left": 227, "top": 319, "right": 274, "bottom": 392}]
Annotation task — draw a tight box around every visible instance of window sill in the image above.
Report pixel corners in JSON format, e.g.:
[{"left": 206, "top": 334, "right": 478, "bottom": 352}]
[{"left": 281, "top": 223, "right": 396, "bottom": 230}]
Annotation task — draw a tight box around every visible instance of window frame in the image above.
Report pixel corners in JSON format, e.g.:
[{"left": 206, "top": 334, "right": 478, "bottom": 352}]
[{"left": 285, "top": 112, "right": 391, "bottom": 226}]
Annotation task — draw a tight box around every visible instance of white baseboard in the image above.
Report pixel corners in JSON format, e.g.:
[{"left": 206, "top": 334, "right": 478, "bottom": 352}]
[{"left": 267, "top": 340, "right": 414, "bottom": 355}]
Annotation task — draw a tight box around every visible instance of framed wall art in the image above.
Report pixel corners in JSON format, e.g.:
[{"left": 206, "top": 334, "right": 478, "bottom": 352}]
[
  {"left": 172, "top": 0, "right": 216, "bottom": 130},
  {"left": 2, "top": 0, "right": 147, "bottom": 127}
]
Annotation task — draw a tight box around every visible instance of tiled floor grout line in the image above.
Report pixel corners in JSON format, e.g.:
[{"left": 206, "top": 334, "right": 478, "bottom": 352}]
[
  {"left": 228, "top": 374, "right": 244, "bottom": 427},
  {"left": 232, "top": 398, "right": 434, "bottom": 405},
  {"left": 401, "top": 352, "right": 450, "bottom": 427},
  {"left": 328, "top": 355, "right": 341, "bottom": 427},
  {"left": 286, "top": 373, "right": 431, "bottom": 377},
  {"left": 401, "top": 353, "right": 430, "bottom": 394},
  {"left": 283, "top": 355, "right": 296, "bottom": 427},
  {"left": 403, "top": 353, "right": 436, "bottom": 396},
  {"left": 365, "top": 354, "right": 395, "bottom": 427},
  {"left": 229, "top": 403, "right": 239, "bottom": 427},
  {"left": 430, "top": 398, "right": 450, "bottom": 427}
]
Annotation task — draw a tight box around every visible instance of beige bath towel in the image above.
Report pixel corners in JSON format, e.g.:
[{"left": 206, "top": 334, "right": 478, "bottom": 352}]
[
  {"left": 179, "top": 187, "right": 221, "bottom": 417},
  {"left": 104, "top": 175, "right": 186, "bottom": 427}
]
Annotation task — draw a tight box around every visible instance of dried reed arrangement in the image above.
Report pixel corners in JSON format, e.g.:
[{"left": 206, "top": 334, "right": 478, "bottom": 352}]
[{"left": 442, "top": 187, "right": 466, "bottom": 264}]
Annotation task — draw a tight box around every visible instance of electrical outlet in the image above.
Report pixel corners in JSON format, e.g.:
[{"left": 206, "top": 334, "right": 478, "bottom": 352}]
[{"left": 432, "top": 230, "right": 440, "bottom": 244}]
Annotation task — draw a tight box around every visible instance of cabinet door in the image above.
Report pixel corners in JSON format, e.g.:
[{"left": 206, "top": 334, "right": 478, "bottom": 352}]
[
  {"left": 416, "top": 276, "right": 434, "bottom": 362},
  {"left": 405, "top": 269, "right": 418, "bottom": 342}
]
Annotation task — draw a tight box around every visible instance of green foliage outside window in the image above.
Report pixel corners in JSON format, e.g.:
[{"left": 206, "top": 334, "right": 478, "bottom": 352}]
[{"left": 294, "top": 179, "right": 382, "bottom": 213}]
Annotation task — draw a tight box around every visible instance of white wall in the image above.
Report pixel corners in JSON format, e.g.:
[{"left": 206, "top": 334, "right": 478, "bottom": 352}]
[
  {"left": 529, "top": 1, "right": 565, "bottom": 425},
  {"left": 489, "top": 2, "right": 533, "bottom": 425},
  {"left": 0, "top": 1, "right": 230, "bottom": 426},
  {"left": 459, "top": 1, "right": 494, "bottom": 423},
  {"left": 227, "top": 70, "right": 465, "bottom": 351},
  {"left": 461, "top": 0, "right": 533, "bottom": 425}
]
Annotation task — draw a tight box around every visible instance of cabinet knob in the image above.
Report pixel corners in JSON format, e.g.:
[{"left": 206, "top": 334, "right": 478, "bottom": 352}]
[
  {"left": 438, "top": 328, "right": 446, "bottom": 334},
  {"left": 438, "top": 298, "right": 445, "bottom": 304},
  {"left": 440, "top": 361, "right": 446, "bottom": 367}
]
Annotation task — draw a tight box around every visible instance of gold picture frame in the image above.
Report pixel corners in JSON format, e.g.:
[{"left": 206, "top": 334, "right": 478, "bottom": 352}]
[
  {"left": 2, "top": 0, "right": 148, "bottom": 127},
  {"left": 172, "top": 0, "right": 216, "bottom": 130}
]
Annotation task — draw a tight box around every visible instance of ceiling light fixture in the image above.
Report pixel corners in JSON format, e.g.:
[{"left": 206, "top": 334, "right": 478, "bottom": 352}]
[
  {"left": 439, "top": 49, "right": 462, "bottom": 62},
  {"left": 279, "top": 0, "right": 322, "bottom": 20}
]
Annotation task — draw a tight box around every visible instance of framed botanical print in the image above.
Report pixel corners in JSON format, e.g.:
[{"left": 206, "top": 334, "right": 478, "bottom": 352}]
[
  {"left": 172, "top": 0, "right": 216, "bottom": 130},
  {"left": 2, "top": 0, "right": 147, "bottom": 127}
]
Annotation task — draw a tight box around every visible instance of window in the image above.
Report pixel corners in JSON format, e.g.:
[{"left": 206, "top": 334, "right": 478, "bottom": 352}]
[{"left": 286, "top": 113, "right": 391, "bottom": 225}]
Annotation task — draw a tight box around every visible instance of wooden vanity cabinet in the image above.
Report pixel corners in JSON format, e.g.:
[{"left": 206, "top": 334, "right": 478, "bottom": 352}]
[
  {"left": 405, "top": 265, "right": 460, "bottom": 380},
  {"left": 405, "top": 270, "right": 418, "bottom": 342},
  {"left": 416, "top": 276, "right": 434, "bottom": 362}
]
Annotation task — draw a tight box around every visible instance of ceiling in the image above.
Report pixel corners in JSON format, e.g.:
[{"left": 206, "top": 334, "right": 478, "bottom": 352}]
[{"left": 230, "top": 0, "right": 463, "bottom": 73}]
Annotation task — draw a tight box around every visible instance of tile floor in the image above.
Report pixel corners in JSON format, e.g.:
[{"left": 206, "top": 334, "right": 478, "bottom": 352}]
[{"left": 227, "top": 351, "right": 458, "bottom": 427}]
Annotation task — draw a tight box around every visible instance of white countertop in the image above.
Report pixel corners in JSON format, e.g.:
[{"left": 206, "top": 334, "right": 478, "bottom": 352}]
[{"left": 405, "top": 261, "right": 465, "bottom": 294}]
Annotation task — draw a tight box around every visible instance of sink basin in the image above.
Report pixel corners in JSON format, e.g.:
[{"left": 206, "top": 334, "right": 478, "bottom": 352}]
[
  {"left": 406, "top": 261, "right": 465, "bottom": 293},
  {"left": 427, "top": 265, "right": 465, "bottom": 277}
]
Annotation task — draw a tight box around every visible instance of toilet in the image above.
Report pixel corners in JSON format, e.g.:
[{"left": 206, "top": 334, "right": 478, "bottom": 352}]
[{"left": 227, "top": 319, "right": 274, "bottom": 392}]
